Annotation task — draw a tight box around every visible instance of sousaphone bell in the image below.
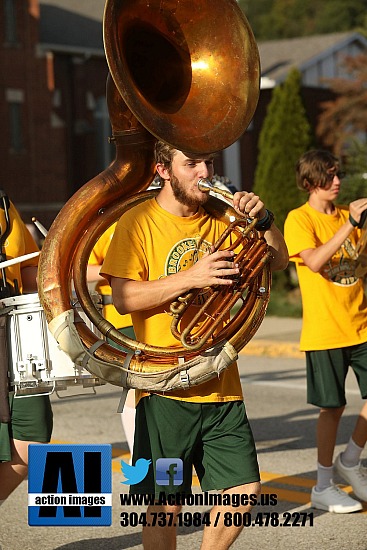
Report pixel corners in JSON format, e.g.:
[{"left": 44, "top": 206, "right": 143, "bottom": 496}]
[{"left": 37, "top": 0, "right": 269, "bottom": 391}]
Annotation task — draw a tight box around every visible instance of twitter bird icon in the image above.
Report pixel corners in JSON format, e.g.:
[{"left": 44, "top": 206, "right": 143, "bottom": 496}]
[{"left": 121, "top": 458, "right": 152, "bottom": 485}]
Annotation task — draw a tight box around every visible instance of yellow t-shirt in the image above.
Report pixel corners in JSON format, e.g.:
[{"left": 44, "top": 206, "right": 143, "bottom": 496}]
[
  {"left": 284, "top": 202, "right": 367, "bottom": 351},
  {"left": 101, "top": 197, "right": 243, "bottom": 403},
  {"left": 1, "top": 202, "right": 39, "bottom": 292},
  {"left": 89, "top": 223, "right": 132, "bottom": 329}
]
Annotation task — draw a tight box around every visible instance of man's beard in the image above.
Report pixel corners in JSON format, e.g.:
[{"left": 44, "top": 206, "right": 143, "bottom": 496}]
[{"left": 170, "top": 174, "right": 209, "bottom": 209}]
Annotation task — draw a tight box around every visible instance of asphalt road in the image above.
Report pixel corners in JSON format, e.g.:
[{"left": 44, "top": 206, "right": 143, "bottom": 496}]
[{"left": 1, "top": 317, "right": 366, "bottom": 549}]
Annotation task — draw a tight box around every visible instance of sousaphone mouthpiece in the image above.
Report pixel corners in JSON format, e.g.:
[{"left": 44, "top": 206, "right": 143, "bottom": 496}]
[{"left": 197, "top": 179, "right": 234, "bottom": 201}]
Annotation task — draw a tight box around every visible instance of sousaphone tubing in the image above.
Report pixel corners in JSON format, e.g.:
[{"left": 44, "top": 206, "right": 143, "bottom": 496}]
[{"left": 38, "top": 0, "right": 269, "bottom": 390}]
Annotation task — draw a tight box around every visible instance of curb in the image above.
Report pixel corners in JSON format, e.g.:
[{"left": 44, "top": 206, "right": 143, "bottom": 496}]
[{"left": 240, "top": 339, "right": 304, "bottom": 358}]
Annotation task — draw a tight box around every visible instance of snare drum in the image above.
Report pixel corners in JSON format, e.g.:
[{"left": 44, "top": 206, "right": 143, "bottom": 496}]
[{"left": 1, "top": 292, "right": 105, "bottom": 396}]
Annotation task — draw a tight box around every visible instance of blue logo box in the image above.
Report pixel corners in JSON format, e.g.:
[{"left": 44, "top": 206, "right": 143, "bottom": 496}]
[{"left": 28, "top": 444, "right": 112, "bottom": 526}]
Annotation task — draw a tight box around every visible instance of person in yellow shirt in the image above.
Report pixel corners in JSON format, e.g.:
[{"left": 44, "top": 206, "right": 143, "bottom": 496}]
[
  {"left": 88, "top": 223, "right": 134, "bottom": 333},
  {"left": 284, "top": 149, "right": 367, "bottom": 514},
  {"left": 101, "top": 140, "right": 288, "bottom": 550},
  {"left": 0, "top": 198, "right": 52, "bottom": 505},
  {"left": 88, "top": 224, "right": 136, "bottom": 454}
]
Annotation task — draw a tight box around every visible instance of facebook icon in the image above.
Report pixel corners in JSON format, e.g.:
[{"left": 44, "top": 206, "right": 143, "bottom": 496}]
[{"left": 156, "top": 458, "right": 183, "bottom": 486}]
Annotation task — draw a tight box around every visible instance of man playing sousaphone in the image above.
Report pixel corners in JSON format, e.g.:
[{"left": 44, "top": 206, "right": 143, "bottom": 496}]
[{"left": 101, "top": 140, "right": 288, "bottom": 549}]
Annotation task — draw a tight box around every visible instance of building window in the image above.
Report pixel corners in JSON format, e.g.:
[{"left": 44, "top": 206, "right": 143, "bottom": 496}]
[
  {"left": 9, "top": 103, "right": 23, "bottom": 152},
  {"left": 4, "top": 0, "right": 18, "bottom": 44},
  {"left": 94, "top": 97, "right": 113, "bottom": 171},
  {"left": 6, "top": 89, "right": 25, "bottom": 152}
]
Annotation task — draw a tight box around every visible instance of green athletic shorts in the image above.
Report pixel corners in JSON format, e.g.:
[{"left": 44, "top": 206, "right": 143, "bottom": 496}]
[
  {"left": 131, "top": 395, "right": 260, "bottom": 497},
  {"left": 306, "top": 342, "right": 367, "bottom": 408},
  {"left": 108, "top": 326, "right": 135, "bottom": 352},
  {"left": 0, "top": 393, "right": 53, "bottom": 462}
]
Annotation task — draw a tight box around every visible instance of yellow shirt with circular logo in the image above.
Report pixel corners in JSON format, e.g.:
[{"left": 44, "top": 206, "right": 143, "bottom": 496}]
[
  {"left": 89, "top": 223, "right": 132, "bottom": 329},
  {"left": 101, "top": 198, "right": 243, "bottom": 403},
  {"left": 284, "top": 202, "right": 367, "bottom": 351}
]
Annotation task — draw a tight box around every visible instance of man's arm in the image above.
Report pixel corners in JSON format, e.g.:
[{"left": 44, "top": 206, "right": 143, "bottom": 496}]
[
  {"left": 111, "top": 190, "right": 288, "bottom": 314},
  {"left": 300, "top": 224, "right": 354, "bottom": 272},
  {"left": 87, "top": 264, "right": 107, "bottom": 284},
  {"left": 262, "top": 224, "right": 289, "bottom": 272},
  {"left": 300, "top": 198, "right": 367, "bottom": 273},
  {"left": 231, "top": 190, "right": 288, "bottom": 272},
  {"left": 111, "top": 249, "right": 239, "bottom": 314}
]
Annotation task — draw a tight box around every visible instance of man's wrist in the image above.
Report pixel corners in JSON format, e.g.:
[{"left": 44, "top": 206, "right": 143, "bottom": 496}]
[
  {"left": 349, "top": 213, "right": 359, "bottom": 228},
  {"left": 255, "top": 209, "right": 274, "bottom": 232}
]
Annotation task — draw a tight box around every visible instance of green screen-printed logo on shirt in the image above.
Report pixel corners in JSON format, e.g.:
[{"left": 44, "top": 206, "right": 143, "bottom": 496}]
[
  {"left": 165, "top": 237, "right": 212, "bottom": 305},
  {"left": 165, "top": 237, "right": 211, "bottom": 275},
  {"left": 321, "top": 239, "right": 359, "bottom": 286},
  {"left": 323, "top": 261, "right": 358, "bottom": 286}
]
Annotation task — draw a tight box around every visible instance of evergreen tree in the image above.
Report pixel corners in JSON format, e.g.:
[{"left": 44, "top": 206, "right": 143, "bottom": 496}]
[{"left": 253, "top": 68, "right": 312, "bottom": 233}]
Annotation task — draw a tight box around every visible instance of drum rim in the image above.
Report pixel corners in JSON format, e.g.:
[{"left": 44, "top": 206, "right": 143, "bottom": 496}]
[{"left": 1, "top": 292, "right": 40, "bottom": 307}]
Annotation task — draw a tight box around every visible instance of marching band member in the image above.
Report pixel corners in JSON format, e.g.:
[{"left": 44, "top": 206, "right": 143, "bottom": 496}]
[
  {"left": 86, "top": 175, "right": 242, "bottom": 459},
  {"left": 88, "top": 225, "right": 136, "bottom": 455},
  {"left": 284, "top": 150, "right": 367, "bottom": 513},
  {"left": 0, "top": 199, "right": 52, "bottom": 505},
  {"left": 101, "top": 141, "right": 288, "bottom": 549}
]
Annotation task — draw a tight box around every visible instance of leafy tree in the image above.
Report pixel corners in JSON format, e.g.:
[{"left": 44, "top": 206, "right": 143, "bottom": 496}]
[
  {"left": 337, "top": 139, "right": 367, "bottom": 204},
  {"left": 253, "top": 68, "right": 312, "bottom": 233},
  {"left": 313, "top": 1, "right": 367, "bottom": 34},
  {"left": 238, "top": 0, "right": 367, "bottom": 40},
  {"left": 316, "top": 53, "right": 367, "bottom": 156}
]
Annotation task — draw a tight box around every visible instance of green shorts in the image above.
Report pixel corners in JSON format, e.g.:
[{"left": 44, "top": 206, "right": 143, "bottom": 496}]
[
  {"left": 306, "top": 342, "right": 367, "bottom": 408},
  {"left": 0, "top": 393, "right": 53, "bottom": 462},
  {"left": 108, "top": 326, "right": 135, "bottom": 352},
  {"left": 131, "top": 395, "right": 259, "bottom": 497}
]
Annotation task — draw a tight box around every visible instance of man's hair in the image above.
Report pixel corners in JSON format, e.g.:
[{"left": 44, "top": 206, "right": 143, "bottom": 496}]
[
  {"left": 154, "top": 141, "right": 176, "bottom": 185},
  {"left": 154, "top": 140, "right": 216, "bottom": 186},
  {"left": 296, "top": 149, "right": 340, "bottom": 192},
  {"left": 154, "top": 140, "right": 177, "bottom": 166}
]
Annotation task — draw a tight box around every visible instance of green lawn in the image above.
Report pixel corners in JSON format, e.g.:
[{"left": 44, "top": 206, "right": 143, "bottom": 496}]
[{"left": 266, "top": 287, "right": 302, "bottom": 318}]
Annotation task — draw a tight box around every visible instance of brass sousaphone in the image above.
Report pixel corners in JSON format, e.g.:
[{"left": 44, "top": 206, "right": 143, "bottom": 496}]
[{"left": 38, "top": 0, "right": 270, "bottom": 391}]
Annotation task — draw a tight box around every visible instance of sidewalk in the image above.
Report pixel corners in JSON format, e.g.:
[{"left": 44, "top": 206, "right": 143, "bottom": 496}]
[{"left": 241, "top": 315, "right": 304, "bottom": 358}]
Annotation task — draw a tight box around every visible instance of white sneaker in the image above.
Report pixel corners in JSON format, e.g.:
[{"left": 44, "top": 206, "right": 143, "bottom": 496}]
[
  {"left": 335, "top": 453, "right": 367, "bottom": 501},
  {"left": 311, "top": 484, "right": 362, "bottom": 513}
]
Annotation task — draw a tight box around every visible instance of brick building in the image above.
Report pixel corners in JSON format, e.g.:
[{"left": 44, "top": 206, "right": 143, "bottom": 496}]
[
  {"left": 1, "top": 1, "right": 367, "bottom": 228},
  {"left": 0, "top": 0, "right": 108, "bottom": 227}
]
